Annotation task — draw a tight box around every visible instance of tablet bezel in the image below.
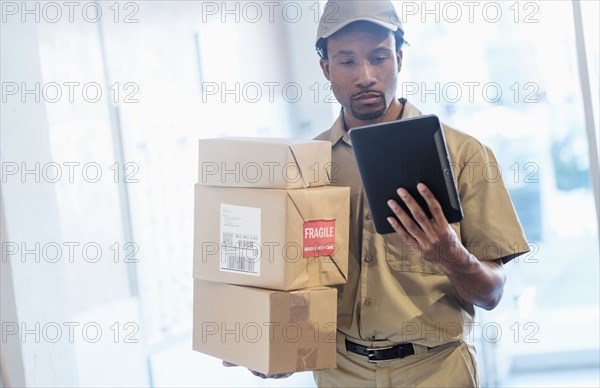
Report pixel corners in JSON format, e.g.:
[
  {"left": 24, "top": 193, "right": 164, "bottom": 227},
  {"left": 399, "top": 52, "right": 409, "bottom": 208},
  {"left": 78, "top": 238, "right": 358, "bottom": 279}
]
[{"left": 348, "top": 114, "right": 463, "bottom": 234}]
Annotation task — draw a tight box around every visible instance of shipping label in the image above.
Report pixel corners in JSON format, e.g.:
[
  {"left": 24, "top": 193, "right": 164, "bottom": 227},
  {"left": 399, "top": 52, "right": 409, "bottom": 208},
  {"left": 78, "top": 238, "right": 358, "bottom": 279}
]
[{"left": 220, "top": 204, "right": 261, "bottom": 275}]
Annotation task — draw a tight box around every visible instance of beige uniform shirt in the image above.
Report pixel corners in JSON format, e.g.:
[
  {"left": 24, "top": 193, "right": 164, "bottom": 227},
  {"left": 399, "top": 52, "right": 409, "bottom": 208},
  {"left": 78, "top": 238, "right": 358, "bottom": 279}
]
[{"left": 315, "top": 100, "right": 529, "bottom": 347}]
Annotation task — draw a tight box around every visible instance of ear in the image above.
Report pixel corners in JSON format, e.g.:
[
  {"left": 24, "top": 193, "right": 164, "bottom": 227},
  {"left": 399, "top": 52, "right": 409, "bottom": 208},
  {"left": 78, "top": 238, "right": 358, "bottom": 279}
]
[
  {"left": 397, "top": 50, "right": 403, "bottom": 73},
  {"left": 320, "top": 58, "right": 331, "bottom": 81}
]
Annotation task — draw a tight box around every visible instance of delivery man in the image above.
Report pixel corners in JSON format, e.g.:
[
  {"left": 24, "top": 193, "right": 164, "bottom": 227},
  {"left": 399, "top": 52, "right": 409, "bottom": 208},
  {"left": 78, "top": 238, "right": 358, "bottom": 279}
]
[{"left": 226, "top": 1, "right": 529, "bottom": 386}]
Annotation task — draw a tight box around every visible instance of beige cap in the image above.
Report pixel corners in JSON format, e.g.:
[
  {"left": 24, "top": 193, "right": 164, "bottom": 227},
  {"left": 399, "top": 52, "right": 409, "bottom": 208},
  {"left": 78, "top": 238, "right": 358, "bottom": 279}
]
[{"left": 316, "top": 0, "right": 404, "bottom": 44}]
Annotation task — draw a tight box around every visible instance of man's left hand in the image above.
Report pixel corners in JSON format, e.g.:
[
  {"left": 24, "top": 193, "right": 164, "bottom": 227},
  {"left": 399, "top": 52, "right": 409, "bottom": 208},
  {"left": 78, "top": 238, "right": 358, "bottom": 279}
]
[{"left": 386, "top": 183, "right": 470, "bottom": 269}]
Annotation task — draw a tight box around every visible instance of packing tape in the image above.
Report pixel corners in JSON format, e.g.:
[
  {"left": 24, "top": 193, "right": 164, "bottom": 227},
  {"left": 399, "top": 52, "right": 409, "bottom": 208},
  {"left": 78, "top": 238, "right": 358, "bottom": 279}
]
[{"left": 289, "top": 291, "right": 309, "bottom": 322}]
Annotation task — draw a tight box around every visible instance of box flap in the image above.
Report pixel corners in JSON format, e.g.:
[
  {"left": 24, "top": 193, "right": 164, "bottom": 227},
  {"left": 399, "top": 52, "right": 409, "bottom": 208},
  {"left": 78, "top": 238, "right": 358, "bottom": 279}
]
[
  {"left": 198, "top": 138, "right": 330, "bottom": 189},
  {"left": 287, "top": 141, "right": 331, "bottom": 188},
  {"left": 286, "top": 187, "right": 350, "bottom": 289}
]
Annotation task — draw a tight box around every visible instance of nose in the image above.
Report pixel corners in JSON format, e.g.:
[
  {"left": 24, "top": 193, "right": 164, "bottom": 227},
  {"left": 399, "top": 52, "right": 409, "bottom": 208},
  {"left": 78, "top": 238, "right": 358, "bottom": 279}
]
[{"left": 356, "top": 60, "right": 377, "bottom": 89}]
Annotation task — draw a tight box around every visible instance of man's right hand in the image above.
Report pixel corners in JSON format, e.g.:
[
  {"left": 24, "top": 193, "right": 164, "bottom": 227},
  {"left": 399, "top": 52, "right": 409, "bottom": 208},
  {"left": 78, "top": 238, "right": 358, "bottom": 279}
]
[{"left": 222, "top": 361, "right": 294, "bottom": 379}]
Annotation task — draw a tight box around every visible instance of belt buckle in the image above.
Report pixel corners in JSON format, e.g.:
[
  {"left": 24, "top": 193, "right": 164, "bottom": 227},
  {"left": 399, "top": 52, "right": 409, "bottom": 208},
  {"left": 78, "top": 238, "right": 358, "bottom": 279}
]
[{"left": 366, "top": 345, "right": 394, "bottom": 363}]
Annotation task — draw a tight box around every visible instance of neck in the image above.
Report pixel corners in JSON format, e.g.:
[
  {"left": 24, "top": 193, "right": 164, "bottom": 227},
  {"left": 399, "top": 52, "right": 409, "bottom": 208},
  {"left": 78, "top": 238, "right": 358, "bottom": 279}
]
[{"left": 343, "top": 98, "right": 403, "bottom": 131}]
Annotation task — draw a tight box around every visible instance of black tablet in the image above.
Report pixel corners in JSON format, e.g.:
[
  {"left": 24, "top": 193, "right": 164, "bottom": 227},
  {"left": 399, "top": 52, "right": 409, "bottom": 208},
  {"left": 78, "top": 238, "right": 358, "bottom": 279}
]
[{"left": 349, "top": 114, "right": 463, "bottom": 234}]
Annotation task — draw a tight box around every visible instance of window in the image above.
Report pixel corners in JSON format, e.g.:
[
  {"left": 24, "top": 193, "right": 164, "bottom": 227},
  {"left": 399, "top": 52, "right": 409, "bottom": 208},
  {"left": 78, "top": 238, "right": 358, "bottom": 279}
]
[{"left": 393, "top": 1, "right": 599, "bottom": 385}]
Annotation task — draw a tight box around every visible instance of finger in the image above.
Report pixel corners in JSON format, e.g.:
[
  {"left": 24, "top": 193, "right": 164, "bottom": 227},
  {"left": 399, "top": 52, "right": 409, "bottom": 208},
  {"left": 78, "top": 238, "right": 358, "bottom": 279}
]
[
  {"left": 271, "top": 373, "right": 294, "bottom": 379},
  {"left": 249, "top": 370, "right": 267, "bottom": 379},
  {"left": 222, "top": 361, "right": 238, "bottom": 367},
  {"left": 416, "top": 183, "right": 448, "bottom": 227},
  {"left": 386, "top": 199, "right": 426, "bottom": 246},
  {"left": 386, "top": 215, "right": 415, "bottom": 243},
  {"left": 388, "top": 194, "right": 428, "bottom": 245},
  {"left": 386, "top": 216, "right": 425, "bottom": 258},
  {"left": 249, "top": 370, "right": 293, "bottom": 379},
  {"left": 396, "top": 188, "right": 437, "bottom": 237}
]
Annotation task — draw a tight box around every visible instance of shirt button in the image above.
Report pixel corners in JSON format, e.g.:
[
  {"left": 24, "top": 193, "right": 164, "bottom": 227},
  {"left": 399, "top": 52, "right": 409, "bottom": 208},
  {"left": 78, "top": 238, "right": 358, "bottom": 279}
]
[
  {"left": 364, "top": 298, "right": 372, "bottom": 306},
  {"left": 364, "top": 255, "right": 373, "bottom": 263},
  {"left": 365, "top": 211, "right": 372, "bottom": 221}
]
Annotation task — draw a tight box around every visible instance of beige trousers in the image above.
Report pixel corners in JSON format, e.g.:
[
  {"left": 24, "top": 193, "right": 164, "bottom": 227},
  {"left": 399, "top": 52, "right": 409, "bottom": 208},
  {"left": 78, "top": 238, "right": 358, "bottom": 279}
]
[{"left": 313, "top": 333, "right": 479, "bottom": 388}]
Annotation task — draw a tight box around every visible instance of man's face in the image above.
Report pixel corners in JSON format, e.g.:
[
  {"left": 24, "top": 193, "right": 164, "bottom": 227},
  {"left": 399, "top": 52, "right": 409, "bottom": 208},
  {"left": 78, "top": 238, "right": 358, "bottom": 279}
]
[{"left": 320, "top": 23, "right": 402, "bottom": 122}]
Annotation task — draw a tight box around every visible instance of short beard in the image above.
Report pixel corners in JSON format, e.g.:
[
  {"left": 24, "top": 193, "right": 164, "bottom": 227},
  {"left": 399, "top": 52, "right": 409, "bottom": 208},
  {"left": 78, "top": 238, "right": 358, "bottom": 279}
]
[
  {"left": 350, "top": 105, "right": 387, "bottom": 121},
  {"left": 348, "top": 90, "right": 388, "bottom": 121}
]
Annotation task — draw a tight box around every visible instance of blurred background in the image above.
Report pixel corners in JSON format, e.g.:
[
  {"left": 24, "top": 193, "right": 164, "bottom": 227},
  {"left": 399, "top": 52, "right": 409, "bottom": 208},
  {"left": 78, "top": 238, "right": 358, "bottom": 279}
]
[{"left": 1, "top": 1, "right": 598, "bottom": 387}]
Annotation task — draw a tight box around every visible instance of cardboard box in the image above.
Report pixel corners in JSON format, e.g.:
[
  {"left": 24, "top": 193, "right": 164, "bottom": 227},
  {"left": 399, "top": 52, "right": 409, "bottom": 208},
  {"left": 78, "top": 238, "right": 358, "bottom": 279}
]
[
  {"left": 193, "top": 184, "right": 349, "bottom": 290},
  {"left": 198, "top": 137, "right": 332, "bottom": 189},
  {"left": 193, "top": 280, "right": 337, "bottom": 374}
]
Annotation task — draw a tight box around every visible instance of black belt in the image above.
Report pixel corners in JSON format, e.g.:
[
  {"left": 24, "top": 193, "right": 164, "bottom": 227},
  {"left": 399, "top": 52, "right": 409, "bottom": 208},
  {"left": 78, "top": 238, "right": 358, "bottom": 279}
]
[{"left": 345, "top": 339, "right": 415, "bottom": 362}]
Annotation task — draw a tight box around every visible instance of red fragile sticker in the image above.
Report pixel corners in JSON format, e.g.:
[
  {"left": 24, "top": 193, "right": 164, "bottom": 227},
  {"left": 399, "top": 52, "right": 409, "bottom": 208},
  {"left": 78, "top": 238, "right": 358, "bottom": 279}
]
[{"left": 303, "top": 219, "right": 336, "bottom": 258}]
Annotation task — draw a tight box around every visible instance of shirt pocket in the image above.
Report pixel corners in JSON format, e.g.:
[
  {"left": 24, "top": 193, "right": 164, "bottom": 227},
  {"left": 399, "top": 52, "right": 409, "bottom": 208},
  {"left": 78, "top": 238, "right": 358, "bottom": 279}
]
[{"left": 384, "top": 233, "right": 445, "bottom": 274}]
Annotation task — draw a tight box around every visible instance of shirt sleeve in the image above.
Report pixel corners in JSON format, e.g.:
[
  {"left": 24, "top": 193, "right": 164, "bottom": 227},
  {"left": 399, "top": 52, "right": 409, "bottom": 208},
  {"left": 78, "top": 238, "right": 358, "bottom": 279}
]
[{"left": 456, "top": 143, "right": 530, "bottom": 263}]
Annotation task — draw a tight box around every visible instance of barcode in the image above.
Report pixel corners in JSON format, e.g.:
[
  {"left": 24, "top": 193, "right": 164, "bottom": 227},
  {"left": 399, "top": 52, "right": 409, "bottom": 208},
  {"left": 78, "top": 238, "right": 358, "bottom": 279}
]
[
  {"left": 223, "top": 253, "right": 256, "bottom": 273},
  {"left": 221, "top": 238, "right": 259, "bottom": 274}
]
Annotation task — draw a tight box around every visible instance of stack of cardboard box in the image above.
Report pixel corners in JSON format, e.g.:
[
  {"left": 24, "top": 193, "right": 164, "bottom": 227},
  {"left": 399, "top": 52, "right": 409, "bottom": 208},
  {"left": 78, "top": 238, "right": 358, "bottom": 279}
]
[{"left": 192, "top": 138, "right": 350, "bottom": 375}]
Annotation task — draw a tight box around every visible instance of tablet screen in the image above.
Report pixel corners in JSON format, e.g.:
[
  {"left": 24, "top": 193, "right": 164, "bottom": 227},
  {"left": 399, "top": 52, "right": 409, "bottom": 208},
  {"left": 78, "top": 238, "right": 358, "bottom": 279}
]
[{"left": 349, "top": 114, "right": 463, "bottom": 234}]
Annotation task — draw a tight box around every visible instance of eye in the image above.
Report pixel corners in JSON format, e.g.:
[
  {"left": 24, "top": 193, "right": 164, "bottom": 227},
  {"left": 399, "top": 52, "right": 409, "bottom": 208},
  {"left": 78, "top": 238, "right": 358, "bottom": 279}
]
[
  {"left": 340, "top": 59, "right": 355, "bottom": 66},
  {"left": 372, "top": 56, "right": 387, "bottom": 64}
]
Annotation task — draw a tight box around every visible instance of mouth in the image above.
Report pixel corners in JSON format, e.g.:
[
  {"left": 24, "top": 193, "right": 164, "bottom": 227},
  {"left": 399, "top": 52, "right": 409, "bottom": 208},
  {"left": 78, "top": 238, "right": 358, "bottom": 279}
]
[{"left": 353, "top": 92, "right": 383, "bottom": 105}]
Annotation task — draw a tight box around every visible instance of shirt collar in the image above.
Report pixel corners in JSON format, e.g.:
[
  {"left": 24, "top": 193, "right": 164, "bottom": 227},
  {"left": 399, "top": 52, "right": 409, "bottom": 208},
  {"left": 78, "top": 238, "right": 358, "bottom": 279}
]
[
  {"left": 327, "top": 112, "right": 348, "bottom": 147},
  {"left": 323, "top": 99, "right": 423, "bottom": 148}
]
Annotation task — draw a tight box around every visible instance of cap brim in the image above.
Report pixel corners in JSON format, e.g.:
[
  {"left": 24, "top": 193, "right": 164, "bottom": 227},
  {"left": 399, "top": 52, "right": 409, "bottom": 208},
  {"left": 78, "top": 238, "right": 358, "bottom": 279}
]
[{"left": 320, "top": 18, "right": 399, "bottom": 40}]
